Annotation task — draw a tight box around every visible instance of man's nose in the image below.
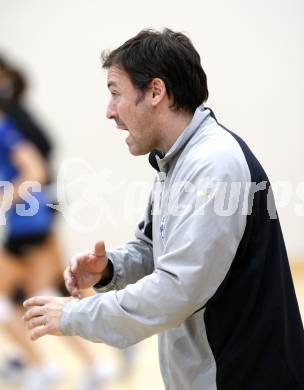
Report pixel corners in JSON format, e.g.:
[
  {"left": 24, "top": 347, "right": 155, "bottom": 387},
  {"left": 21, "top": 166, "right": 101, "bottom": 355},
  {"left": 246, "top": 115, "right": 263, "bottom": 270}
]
[{"left": 106, "top": 101, "right": 116, "bottom": 119}]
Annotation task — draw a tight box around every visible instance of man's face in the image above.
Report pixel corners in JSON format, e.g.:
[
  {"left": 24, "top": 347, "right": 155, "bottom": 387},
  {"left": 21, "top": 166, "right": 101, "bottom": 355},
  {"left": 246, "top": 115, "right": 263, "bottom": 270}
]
[{"left": 106, "top": 66, "right": 160, "bottom": 156}]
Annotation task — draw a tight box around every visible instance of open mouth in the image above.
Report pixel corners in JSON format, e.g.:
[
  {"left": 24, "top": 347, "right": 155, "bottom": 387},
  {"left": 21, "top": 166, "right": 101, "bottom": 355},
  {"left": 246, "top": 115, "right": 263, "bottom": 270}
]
[
  {"left": 115, "top": 119, "right": 127, "bottom": 130},
  {"left": 116, "top": 124, "right": 128, "bottom": 130}
]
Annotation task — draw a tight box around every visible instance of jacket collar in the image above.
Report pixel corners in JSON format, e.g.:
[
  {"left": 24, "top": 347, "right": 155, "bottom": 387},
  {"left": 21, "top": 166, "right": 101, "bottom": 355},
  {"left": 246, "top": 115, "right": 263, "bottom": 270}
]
[{"left": 149, "top": 105, "right": 210, "bottom": 172}]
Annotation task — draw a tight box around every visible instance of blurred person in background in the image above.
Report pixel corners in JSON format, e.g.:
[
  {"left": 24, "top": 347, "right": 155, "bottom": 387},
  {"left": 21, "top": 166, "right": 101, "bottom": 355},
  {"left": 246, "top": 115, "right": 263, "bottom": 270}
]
[
  {"left": 0, "top": 56, "right": 119, "bottom": 389},
  {"left": 0, "top": 56, "right": 60, "bottom": 389}
]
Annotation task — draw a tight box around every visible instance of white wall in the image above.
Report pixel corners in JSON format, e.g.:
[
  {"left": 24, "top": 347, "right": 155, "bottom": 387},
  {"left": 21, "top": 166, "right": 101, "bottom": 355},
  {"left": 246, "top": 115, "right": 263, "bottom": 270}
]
[{"left": 0, "top": 0, "right": 303, "bottom": 260}]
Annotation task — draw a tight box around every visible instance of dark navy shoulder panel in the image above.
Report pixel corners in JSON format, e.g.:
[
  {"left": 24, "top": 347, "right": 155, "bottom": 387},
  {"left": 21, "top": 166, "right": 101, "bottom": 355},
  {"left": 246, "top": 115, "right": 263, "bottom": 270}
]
[{"left": 204, "top": 110, "right": 304, "bottom": 389}]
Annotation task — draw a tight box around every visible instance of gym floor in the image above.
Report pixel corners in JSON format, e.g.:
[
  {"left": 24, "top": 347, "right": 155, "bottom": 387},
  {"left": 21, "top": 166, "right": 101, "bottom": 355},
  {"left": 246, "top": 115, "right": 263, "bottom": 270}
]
[{"left": 0, "top": 261, "right": 303, "bottom": 390}]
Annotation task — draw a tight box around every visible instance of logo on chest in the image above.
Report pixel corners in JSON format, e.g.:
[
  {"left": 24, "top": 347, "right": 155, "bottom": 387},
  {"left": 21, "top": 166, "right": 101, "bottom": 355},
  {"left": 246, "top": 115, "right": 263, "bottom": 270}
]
[{"left": 160, "top": 216, "right": 166, "bottom": 240}]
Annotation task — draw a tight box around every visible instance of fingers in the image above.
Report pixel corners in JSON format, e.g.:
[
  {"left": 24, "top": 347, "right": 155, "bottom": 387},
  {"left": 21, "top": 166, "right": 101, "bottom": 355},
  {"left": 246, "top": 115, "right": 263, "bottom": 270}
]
[
  {"left": 23, "top": 305, "right": 46, "bottom": 322},
  {"left": 28, "top": 317, "right": 52, "bottom": 341},
  {"left": 23, "top": 297, "right": 68, "bottom": 341},
  {"left": 27, "top": 315, "right": 47, "bottom": 330},
  {"left": 63, "top": 266, "right": 72, "bottom": 291},
  {"left": 23, "top": 296, "right": 50, "bottom": 308},
  {"left": 64, "top": 242, "right": 106, "bottom": 294},
  {"left": 70, "top": 284, "right": 81, "bottom": 299},
  {"left": 64, "top": 266, "right": 80, "bottom": 298},
  {"left": 94, "top": 241, "right": 105, "bottom": 257},
  {"left": 70, "top": 255, "right": 80, "bottom": 274},
  {"left": 70, "top": 252, "right": 90, "bottom": 274},
  {"left": 22, "top": 305, "right": 48, "bottom": 340},
  {"left": 30, "top": 325, "right": 48, "bottom": 341}
]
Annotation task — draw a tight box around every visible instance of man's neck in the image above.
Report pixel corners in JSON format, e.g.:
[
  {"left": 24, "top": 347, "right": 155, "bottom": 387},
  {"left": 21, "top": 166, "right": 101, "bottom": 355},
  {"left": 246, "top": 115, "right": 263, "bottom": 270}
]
[{"left": 157, "top": 109, "right": 193, "bottom": 154}]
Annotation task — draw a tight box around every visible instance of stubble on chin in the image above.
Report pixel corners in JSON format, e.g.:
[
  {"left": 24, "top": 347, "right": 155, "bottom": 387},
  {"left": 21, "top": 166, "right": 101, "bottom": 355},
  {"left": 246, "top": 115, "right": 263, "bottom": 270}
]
[{"left": 127, "top": 140, "right": 148, "bottom": 156}]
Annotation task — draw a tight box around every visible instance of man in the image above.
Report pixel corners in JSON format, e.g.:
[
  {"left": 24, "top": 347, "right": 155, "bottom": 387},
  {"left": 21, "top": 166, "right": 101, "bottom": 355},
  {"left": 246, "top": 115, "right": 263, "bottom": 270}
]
[{"left": 23, "top": 29, "right": 304, "bottom": 389}]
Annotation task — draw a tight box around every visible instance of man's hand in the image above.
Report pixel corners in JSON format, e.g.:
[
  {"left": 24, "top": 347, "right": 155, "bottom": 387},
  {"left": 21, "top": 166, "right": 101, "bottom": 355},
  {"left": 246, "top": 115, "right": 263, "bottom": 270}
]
[
  {"left": 64, "top": 241, "right": 110, "bottom": 298},
  {"left": 23, "top": 296, "right": 73, "bottom": 341}
]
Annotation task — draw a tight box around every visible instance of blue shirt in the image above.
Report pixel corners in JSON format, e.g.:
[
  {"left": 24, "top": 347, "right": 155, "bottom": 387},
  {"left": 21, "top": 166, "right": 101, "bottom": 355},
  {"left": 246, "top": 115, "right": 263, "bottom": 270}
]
[{"left": 0, "top": 116, "right": 53, "bottom": 236}]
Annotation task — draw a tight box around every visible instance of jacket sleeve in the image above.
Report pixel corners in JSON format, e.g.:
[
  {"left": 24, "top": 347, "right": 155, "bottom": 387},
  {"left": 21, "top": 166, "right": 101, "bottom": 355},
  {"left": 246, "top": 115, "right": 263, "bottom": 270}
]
[
  {"left": 59, "top": 155, "right": 250, "bottom": 348},
  {"left": 92, "top": 193, "right": 155, "bottom": 293}
]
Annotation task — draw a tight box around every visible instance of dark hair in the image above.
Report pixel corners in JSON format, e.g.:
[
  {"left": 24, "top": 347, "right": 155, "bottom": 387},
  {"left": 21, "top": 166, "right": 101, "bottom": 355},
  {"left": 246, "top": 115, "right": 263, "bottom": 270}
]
[
  {"left": 0, "top": 55, "right": 53, "bottom": 161},
  {"left": 102, "top": 28, "right": 208, "bottom": 113},
  {"left": 0, "top": 55, "right": 26, "bottom": 102}
]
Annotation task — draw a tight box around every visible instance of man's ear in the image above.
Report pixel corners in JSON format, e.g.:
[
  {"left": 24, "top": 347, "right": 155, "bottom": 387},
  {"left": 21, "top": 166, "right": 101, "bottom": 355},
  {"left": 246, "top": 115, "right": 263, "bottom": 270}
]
[{"left": 150, "top": 78, "right": 166, "bottom": 106}]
